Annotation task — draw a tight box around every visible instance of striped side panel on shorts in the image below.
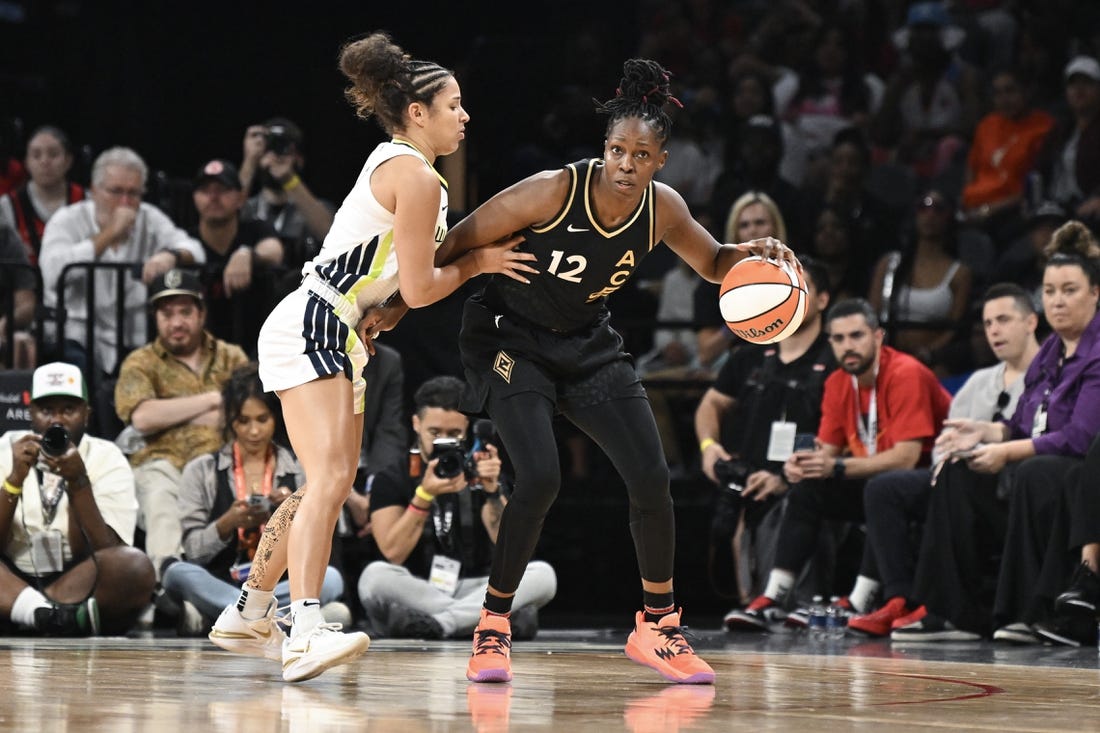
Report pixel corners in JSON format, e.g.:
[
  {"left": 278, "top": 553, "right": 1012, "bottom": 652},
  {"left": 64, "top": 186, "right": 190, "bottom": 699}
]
[{"left": 303, "top": 294, "right": 351, "bottom": 379}]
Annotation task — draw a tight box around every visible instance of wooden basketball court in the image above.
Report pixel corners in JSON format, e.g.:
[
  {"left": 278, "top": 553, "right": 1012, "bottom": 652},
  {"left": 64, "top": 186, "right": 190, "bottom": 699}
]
[{"left": 2, "top": 627, "right": 1097, "bottom": 731}]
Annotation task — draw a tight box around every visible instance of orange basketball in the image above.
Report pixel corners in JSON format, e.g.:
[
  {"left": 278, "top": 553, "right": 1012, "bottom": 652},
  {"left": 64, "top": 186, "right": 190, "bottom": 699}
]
[{"left": 718, "top": 256, "right": 808, "bottom": 344}]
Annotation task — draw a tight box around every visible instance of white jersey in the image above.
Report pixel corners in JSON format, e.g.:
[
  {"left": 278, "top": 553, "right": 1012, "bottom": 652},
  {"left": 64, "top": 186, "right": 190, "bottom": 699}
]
[{"left": 302, "top": 139, "right": 449, "bottom": 318}]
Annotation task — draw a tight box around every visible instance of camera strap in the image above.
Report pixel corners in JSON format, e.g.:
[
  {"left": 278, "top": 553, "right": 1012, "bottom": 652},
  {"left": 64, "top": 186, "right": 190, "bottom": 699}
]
[{"left": 33, "top": 467, "right": 65, "bottom": 528}]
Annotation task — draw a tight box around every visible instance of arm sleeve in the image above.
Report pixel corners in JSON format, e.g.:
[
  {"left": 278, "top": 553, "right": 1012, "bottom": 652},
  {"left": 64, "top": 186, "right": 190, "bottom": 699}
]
[
  {"left": 86, "top": 440, "right": 139, "bottom": 546},
  {"left": 113, "top": 351, "right": 158, "bottom": 424},
  {"left": 39, "top": 206, "right": 97, "bottom": 305},
  {"left": 178, "top": 455, "right": 230, "bottom": 565},
  {"left": 145, "top": 206, "right": 205, "bottom": 263}
]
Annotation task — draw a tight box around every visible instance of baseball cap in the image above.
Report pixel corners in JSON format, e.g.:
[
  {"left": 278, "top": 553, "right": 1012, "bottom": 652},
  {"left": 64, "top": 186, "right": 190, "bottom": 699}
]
[
  {"left": 1064, "top": 56, "right": 1100, "bottom": 83},
  {"left": 193, "top": 159, "right": 242, "bottom": 190},
  {"left": 893, "top": 1, "right": 965, "bottom": 51},
  {"left": 148, "top": 268, "right": 204, "bottom": 305},
  {"left": 31, "top": 362, "right": 88, "bottom": 402}
]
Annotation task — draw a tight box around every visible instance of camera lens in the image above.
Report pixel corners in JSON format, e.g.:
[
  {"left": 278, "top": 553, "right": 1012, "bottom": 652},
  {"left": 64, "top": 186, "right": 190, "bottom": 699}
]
[
  {"left": 432, "top": 439, "right": 465, "bottom": 479},
  {"left": 40, "top": 424, "right": 70, "bottom": 458}
]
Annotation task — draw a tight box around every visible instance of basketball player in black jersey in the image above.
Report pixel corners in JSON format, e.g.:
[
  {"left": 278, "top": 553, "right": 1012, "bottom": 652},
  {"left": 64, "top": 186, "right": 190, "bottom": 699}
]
[{"left": 436, "top": 58, "right": 800, "bottom": 684}]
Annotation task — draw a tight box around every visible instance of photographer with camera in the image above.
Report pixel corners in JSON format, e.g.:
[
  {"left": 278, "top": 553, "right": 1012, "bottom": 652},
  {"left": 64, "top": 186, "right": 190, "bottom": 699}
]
[
  {"left": 357, "top": 376, "right": 556, "bottom": 640},
  {"left": 238, "top": 117, "right": 335, "bottom": 277},
  {"left": 166, "top": 364, "right": 349, "bottom": 640},
  {"left": 694, "top": 257, "right": 834, "bottom": 622},
  {"left": 0, "top": 362, "right": 154, "bottom": 636}
]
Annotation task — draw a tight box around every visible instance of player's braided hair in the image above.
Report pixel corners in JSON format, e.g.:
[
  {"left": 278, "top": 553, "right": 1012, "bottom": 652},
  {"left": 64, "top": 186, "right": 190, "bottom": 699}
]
[
  {"left": 594, "top": 58, "right": 682, "bottom": 143},
  {"left": 338, "top": 31, "right": 454, "bottom": 135}
]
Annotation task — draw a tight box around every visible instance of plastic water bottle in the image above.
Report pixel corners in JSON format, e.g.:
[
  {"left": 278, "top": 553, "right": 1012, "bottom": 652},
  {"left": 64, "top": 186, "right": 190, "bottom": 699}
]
[
  {"left": 807, "top": 595, "right": 827, "bottom": 641},
  {"left": 825, "top": 596, "right": 848, "bottom": 640}
]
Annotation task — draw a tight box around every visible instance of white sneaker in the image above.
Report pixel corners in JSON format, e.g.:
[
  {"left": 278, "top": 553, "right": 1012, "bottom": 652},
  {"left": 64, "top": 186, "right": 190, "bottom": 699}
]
[
  {"left": 209, "top": 603, "right": 287, "bottom": 662},
  {"left": 282, "top": 623, "right": 370, "bottom": 682},
  {"left": 178, "top": 601, "right": 208, "bottom": 637},
  {"left": 320, "top": 601, "right": 353, "bottom": 628}
]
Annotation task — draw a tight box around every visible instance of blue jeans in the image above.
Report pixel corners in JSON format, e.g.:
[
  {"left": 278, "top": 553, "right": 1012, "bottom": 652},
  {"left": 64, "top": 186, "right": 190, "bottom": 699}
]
[{"left": 161, "top": 560, "right": 345, "bottom": 620}]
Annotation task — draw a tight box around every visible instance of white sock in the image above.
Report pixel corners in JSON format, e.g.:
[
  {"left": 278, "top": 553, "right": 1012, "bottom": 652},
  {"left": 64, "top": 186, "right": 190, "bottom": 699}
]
[
  {"left": 849, "top": 576, "right": 881, "bottom": 614},
  {"left": 290, "top": 598, "right": 324, "bottom": 638},
  {"left": 12, "top": 587, "right": 50, "bottom": 627},
  {"left": 238, "top": 587, "right": 275, "bottom": 621},
  {"left": 764, "top": 570, "right": 795, "bottom": 603}
]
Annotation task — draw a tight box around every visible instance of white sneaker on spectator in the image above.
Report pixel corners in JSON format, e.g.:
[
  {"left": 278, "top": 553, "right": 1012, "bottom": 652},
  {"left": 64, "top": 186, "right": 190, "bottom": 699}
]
[
  {"left": 281, "top": 623, "right": 370, "bottom": 682},
  {"left": 320, "top": 601, "right": 353, "bottom": 628},
  {"left": 177, "top": 601, "right": 208, "bottom": 637},
  {"left": 209, "top": 603, "right": 287, "bottom": 661}
]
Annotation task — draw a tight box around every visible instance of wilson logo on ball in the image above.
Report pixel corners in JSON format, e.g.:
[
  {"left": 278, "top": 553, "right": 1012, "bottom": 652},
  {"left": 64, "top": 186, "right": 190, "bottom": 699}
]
[{"left": 718, "top": 256, "right": 808, "bottom": 344}]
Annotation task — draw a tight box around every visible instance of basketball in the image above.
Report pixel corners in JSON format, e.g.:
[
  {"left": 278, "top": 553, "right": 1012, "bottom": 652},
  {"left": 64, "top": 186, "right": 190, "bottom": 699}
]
[{"left": 718, "top": 256, "right": 808, "bottom": 344}]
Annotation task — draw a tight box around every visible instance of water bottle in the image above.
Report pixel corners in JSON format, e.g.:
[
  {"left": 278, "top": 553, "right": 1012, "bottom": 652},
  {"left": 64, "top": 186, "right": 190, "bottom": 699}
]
[
  {"left": 807, "top": 595, "right": 827, "bottom": 641},
  {"left": 825, "top": 596, "right": 848, "bottom": 640}
]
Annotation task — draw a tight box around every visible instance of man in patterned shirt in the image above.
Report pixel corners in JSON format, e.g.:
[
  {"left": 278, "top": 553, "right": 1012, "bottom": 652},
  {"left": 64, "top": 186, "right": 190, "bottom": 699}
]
[{"left": 114, "top": 268, "right": 249, "bottom": 579}]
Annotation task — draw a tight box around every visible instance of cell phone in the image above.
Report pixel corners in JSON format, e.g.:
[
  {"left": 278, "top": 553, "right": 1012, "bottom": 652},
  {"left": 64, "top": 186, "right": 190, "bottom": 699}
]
[
  {"left": 794, "top": 433, "right": 816, "bottom": 452},
  {"left": 953, "top": 449, "right": 977, "bottom": 459}
]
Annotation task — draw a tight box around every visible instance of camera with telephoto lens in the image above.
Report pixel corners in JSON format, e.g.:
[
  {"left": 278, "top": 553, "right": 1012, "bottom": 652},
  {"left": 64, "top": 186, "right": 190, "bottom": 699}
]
[
  {"left": 40, "top": 423, "right": 71, "bottom": 458},
  {"left": 264, "top": 125, "right": 294, "bottom": 156},
  {"left": 713, "top": 458, "right": 752, "bottom": 493}
]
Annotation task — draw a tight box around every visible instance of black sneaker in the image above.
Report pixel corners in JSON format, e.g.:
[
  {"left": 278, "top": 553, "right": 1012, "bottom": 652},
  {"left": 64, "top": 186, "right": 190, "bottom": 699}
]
[
  {"left": 386, "top": 605, "right": 443, "bottom": 639},
  {"left": 723, "top": 596, "right": 786, "bottom": 631},
  {"left": 1054, "top": 561, "right": 1100, "bottom": 617},
  {"left": 889, "top": 611, "right": 980, "bottom": 642},
  {"left": 510, "top": 604, "right": 539, "bottom": 641},
  {"left": 1033, "top": 615, "right": 1097, "bottom": 647},
  {"left": 34, "top": 598, "right": 100, "bottom": 637}
]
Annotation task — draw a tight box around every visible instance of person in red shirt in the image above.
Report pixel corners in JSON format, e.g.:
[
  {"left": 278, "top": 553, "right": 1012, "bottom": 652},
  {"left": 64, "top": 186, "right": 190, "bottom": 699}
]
[{"left": 725, "top": 297, "right": 951, "bottom": 629}]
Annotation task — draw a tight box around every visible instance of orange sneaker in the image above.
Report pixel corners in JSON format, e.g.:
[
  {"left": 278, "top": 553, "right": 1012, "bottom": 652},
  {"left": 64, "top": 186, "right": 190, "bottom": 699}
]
[
  {"left": 466, "top": 609, "right": 513, "bottom": 683},
  {"left": 624, "top": 609, "right": 715, "bottom": 684}
]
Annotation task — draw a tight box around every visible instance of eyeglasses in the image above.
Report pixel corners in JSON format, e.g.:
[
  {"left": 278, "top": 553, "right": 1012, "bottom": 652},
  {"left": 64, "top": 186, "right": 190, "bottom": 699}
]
[
  {"left": 992, "top": 390, "right": 1010, "bottom": 421},
  {"left": 100, "top": 186, "right": 145, "bottom": 200}
]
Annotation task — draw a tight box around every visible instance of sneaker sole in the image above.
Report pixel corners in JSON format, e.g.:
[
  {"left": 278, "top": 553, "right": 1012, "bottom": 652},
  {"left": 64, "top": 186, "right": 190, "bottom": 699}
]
[
  {"left": 209, "top": 629, "right": 284, "bottom": 662},
  {"left": 1033, "top": 626, "right": 1083, "bottom": 647},
  {"left": 891, "top": 631, "right": 981, "bottom": 642},
  {"left": 466, "top": 665, "right": 513, "bottom": 683},
  {"left": 1056, "top": 598, "right": 1098, "bottom": 616},
  {"left": 992, "top": 629, "right": 1040, "bottom": 644},
  {"left": 624, "top": 639, "right": 716, "bottom": 685},
  {"left": 282, "top": 633, "right": 370, "bottom": 683},
  {"left": 86, "top": 598, "right": 101, "bottom": 636}
]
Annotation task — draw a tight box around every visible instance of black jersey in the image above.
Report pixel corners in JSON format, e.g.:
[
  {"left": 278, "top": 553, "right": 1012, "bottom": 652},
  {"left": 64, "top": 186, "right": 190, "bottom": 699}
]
[{"left": 484, "top": 158, "right": 657, "bottom": 332}]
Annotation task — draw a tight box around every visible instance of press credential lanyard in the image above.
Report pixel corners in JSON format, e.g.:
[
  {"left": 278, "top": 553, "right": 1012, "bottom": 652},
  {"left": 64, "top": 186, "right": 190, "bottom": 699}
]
[{"left": 853, "top": 373, "right": 878, "bottom": 456}]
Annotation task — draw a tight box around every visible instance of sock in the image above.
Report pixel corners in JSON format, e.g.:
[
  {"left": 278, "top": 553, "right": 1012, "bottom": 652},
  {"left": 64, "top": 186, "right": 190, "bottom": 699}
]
[
  {"left": 238, "top": 587, "right": 275, "bottom": 621},
  {"left": 290, "top": 598, "right": 323, "bottom": 638},
  {"left": 849, "top": 576, "right": 881, "bottom": 614},
  {"left": 11, "top": 587, "right": 50, "bottom": 627},
  {"left": 763, "top": 569, "right": 795, "bottom": 603},
  {"left": 483, "top": 592, "right": 513, "bottom": 616},
  {"left": 643, "top": 591, "right": 675, "bottom": 623}
]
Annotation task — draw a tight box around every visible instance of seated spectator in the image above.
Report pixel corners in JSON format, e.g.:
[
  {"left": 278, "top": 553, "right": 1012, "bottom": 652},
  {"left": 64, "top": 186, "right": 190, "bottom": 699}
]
[
  {"left": 189, "top": 159, "right": 284, "bottom": 356},
  {"left": 238, "top": 117, "right": 335, "bottom": 280},
  {"left": 358, "top": 376, "right": 557, "bottom": 640},
  {"left": 868, "top": 190, "right": 974, "bottom": 375},
  {"left": 1031, "top": 56, "right": 1100, "bottom": 233},
  {"left": 808, "top": 204, "right": 874, "bottom": 302},
  {"left": 873, "top": 2, "right": 982, "bottom": 182},
  {"left": 113, "top": 269, "right": 249, "bottom": 582},
  {"left": 0, "top": 222, "right": 36, "bottom": 368},
  {"left": 960, "top": 67, "right": 1054, "bottom": 245},
  {"left": 39, "top": 146, "right": 205, "bottom": 377},
  {"left": 0, "top": 362, "right": 154, "bottom": 636},
  {"left": 162, "top": 364, "right": 349, "bottom": 637},
  {"left": 992, "top": 200, "right": 1068, "bottom": 314},
  {"left": 843, "top": 283, "right": 1039, "bottom": 637},
  {"left": 694, "top": 257, "right": 834, "bottom": 607},
  {"left": 725, "top": 298, "right": 951, "bottom": 631},
  {"left": 0, "top": 125, "right": 85, "bottom": 266},
  {"left": 892, "top": 221, "right": 1100, "bottom": 641}
]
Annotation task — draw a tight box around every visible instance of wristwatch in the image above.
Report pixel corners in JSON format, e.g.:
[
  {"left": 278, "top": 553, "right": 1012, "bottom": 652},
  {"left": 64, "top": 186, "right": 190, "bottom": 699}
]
[{"left": 832, "top": 457, "right": 847, "bottom": 480}]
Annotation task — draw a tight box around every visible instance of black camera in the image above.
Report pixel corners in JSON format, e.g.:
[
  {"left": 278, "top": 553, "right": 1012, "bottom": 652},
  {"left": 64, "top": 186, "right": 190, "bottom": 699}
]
[
  {"left": 430, "top": 419, "right": 495, "bottom": 481},
  {"left": 264, "top": 125, "right": 294, "bottom": 156},
  {"left": 40, "top": 423, "right": 71, "bottom": 458},
  {"left": 713, "top": 458, "right": 752, "bottom": 493},
  {"left": 431, "top": 438, "right": 478, "bottom": 480}
]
